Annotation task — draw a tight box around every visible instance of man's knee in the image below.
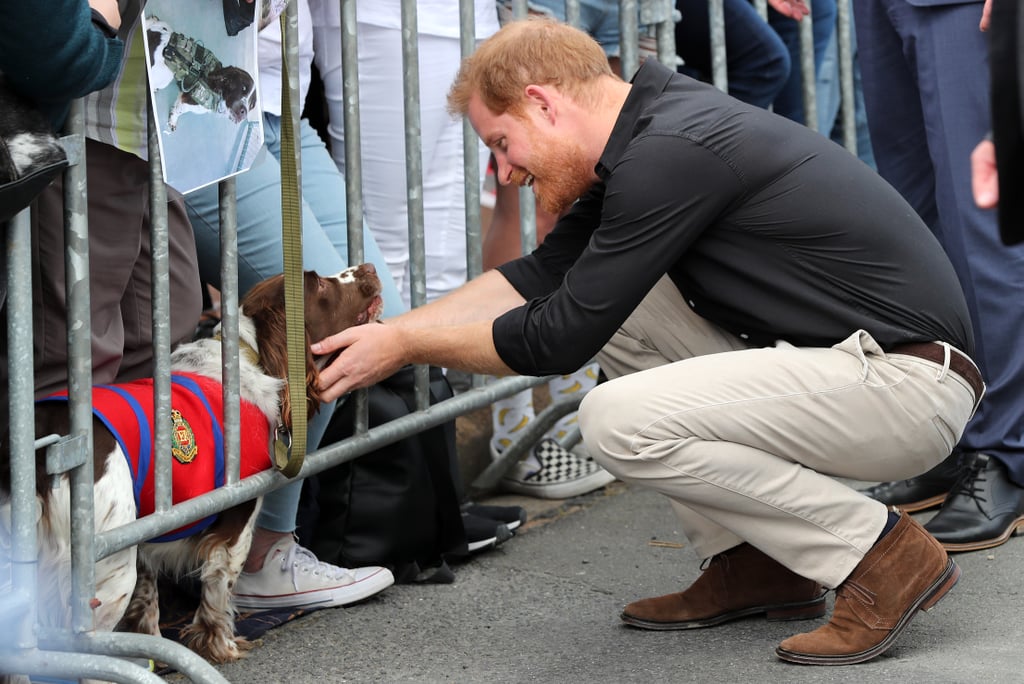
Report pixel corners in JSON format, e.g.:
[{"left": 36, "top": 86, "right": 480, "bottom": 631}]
[{"left": 579, "top": 380, "right": 637, "bottom": 471}]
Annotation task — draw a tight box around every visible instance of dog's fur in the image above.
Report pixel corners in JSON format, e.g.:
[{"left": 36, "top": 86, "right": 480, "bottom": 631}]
[
  {"left": 0, "top": 265, "right": 383, "bottom": 667},
  {"left": 145, "top": 16, "right": 257, "bottom": 132}
]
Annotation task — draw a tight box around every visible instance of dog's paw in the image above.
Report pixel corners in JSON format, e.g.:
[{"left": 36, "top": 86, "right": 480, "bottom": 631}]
[{"left": 180, "top": 624, "right": 251, "bottom": 664}]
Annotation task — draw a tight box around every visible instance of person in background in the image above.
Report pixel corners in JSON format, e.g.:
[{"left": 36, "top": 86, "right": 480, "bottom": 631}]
[
  {"left": 0, "top": 0, "right": 123, "bottom": 130},
  {"left": 971, "top": 0, "right": 1023, "bottom": 247},
  {"left": 854, "top": 0, "right": 1024, "bottom": 552}
]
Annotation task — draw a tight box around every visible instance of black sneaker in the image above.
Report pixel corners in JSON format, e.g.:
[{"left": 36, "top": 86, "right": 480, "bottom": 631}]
[
  {"left": 461, "top": 512, "right": 513, "bottom": 553},
  {"left": 461, "top": 502, "right": 527, "bottom": 531}
]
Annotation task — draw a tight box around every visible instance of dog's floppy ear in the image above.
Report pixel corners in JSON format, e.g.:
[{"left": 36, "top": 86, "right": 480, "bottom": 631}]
[
  {"left": 241, "top": 273, "right": 325, "bottom": 431},
  {"left": 241, "top": 275, "right": 293, "bottom": 422}
]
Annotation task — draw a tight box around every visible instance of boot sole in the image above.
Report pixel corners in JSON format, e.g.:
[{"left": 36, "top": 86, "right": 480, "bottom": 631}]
[
  {"left": 775, "top": 558, "right": 961, "bottom": 666},
  {"left": 937, "top": 516, "right": 1024, "bottom": 553},
  {"left": 892, "top": 493, "right": 946, "bottom": 514},
  {"left": 620, "top": 594, "right": 827, "bottom": 631}
]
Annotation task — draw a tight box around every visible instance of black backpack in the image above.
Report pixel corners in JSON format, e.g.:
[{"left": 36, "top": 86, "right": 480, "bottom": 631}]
[{"left": 296, "top": 366, "right": 468, "bottom": 583}]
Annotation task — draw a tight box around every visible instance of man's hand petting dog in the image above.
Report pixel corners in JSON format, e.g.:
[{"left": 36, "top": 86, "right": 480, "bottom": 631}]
[{"left": 312, "top": 322, "right": 408, "bottom": 402}]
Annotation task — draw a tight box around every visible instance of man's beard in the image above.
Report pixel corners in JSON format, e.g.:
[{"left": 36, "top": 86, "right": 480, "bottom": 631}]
[{"left": 523, "top": 129, "right": 596, "bottom": 215}]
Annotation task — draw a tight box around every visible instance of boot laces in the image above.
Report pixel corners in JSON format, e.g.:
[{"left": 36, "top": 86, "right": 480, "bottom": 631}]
[{"left": 949, "top": 456, "right": 989, "bottom": 507}]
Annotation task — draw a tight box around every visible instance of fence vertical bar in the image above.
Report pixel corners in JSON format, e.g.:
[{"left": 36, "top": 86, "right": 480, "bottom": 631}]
[
  {"left": 62, "top": 99, "right": 99, "bottom": 634},
  {"left": 400, "top": 0, "right": 431, "bottom": 409},
  {"left": 6, "top": 207, "right": 38, "bottom": 647},
  {"left": 508, "top": 0, "right": 539, "bottom": 258},
  {"left": 647, "top": 0, "right": 679, "bottom": 68},
  {"left": 338, "top": 0, "right": 371, "bottom": 433},
  {"left": 619, "top": 0, "right": 640, "bottom": 80},
  {"left": 565, "top": 0, "right": 582, "bottom": 27},
  {"left": 218, "top": 178, "right": 242, "bottom": 484},
  {"left": 799, "top": 2, "right": 818, "bottom": 131},
  {"left": 835, "top": 0, "right": 857, "bottom": 153},
  {"left": 709, "top": 0, "right": 728, "bottom": 92},
  {"left": 460, "top": 0, "right": 483, "bottom": 286},
  {"left": 147, "top": 100, "right": 173, "bottom": 515}
]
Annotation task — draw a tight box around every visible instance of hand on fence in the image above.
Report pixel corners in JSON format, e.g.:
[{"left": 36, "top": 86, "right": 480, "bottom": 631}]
[
  {"left": 89, "top": 0, "right": 121, "bottom": 30},
  {"left": 767, "top": 0, "right": 810, "bottom": 20},
  {"left": 971, "top": 137, "right": 998, "bottom": 210}
]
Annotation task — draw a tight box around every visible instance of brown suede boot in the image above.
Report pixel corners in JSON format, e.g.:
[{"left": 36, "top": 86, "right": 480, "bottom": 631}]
[
  {"left": 776, "top": 511, "right": 960, "bottom": 665},
  {"left": 620, "top": 543, "right": 827, "bottom": 630}
]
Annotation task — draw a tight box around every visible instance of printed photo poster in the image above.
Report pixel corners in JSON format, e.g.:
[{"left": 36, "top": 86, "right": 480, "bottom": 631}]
[{"left": 142, "top": 0, "right": 269, "bottom": 194}]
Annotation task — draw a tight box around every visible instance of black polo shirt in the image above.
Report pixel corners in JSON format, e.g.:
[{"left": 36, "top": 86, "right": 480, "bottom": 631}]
[{"left": 494, "top": 59, "right": 973, "bottom": 376}]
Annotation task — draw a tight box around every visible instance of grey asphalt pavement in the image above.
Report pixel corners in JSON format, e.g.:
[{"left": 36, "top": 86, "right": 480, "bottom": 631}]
[{"left": 199, "top": 482, "right": 1022, "bottom": 684}]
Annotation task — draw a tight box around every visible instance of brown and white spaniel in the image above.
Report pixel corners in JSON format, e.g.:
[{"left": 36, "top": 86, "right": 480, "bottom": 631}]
[{"left": 0, "top": 265, "right": 383, "bottom": 667}]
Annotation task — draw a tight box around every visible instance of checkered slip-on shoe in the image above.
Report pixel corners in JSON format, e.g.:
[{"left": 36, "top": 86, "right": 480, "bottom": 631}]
[{"left": 500, "top": 438, "right": 616, "bottom": 500}]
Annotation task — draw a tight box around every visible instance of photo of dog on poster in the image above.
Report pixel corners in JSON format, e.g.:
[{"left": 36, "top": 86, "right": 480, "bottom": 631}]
[{"left": 142, "top": 0, "right": 285, "bottom": 194}]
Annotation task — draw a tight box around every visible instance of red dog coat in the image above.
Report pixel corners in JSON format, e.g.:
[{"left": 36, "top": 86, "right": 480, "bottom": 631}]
[{"left": 42, "top": 372, "right": 273, "bottom": 542}]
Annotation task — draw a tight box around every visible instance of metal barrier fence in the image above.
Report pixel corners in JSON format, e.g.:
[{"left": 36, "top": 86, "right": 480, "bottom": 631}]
[{"left": 0, "top": 0, "right": 856, "bottom": 680}]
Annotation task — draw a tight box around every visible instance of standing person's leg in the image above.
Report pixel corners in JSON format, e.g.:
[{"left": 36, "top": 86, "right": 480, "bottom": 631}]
[
  {"left": 314, "top": 22, "right": 416, "bottom": 307},
  {"left": 186, "top": 117, "right": 402, "bottom": 315},
  {"left": 30, "top": 141, "right": 201, "bottom": 398},
  {"left": 769, "top": 0, "right": 837, "bottom": 125},
  {"left": 855, "top": 0, "right": 1024, "bottom": 547},
  {"left": 185, "top": 116, "right": 397, "bottom": 607},
  {"left": 415, "top": 32, "right": 489, "bottom": 304},
  {"left": 674, "top": 0, "right": 790, "bottom": 109}
]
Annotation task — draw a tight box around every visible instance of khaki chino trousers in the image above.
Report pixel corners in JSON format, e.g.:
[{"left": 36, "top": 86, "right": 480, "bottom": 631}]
[{"left": 580, "top": 277, "right": 979, "bottom": 588}]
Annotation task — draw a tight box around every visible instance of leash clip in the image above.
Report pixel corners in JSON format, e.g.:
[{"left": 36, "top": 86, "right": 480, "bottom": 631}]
[{"left": 273, "top": 424, "right": 303, "bottom": 477}]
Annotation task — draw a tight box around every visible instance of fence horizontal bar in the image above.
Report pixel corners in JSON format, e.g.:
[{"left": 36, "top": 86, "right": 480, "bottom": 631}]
[
  {"left": 95, "top": 374, "right": 552, "bottom": 558},
  {"left": 37, "top": 629, "right": 230, "bottom": 684}
]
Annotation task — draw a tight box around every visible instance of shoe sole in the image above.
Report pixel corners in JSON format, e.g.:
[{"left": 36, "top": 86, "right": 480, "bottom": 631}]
[
  {"left": 891, "top": 493, "right": 947, "bottom": 514},
  {"left": 937, "top": 516, "right": 1024, "bottom": 553},
  {"left": 467, "top": 524, "right": 514, "bottom": 552},
  {"left": 500, "top": 469, "right": 616, "bottom": 500},
  {"left": 620, "top": 595, "right": 828, "bottom": 631},
  {"left": 775, "top": 558, "right": 961, "bottom": 666}
]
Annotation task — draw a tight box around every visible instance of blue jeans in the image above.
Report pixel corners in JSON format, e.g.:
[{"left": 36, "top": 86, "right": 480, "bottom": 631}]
[
  {"left": 528, "top": 0, "right": 633, "bottom": 56},
  {"left": 185, "top": 113, "right": 406, "bottom": 532},
  {"left": 818, "top": 19, "right": 876, "bottom": 168},
  {"left": 675, "top": 0, "right": 790, "bottom": 109},
  {"left": 769, "top": 0, "right": 837, "bottom": 125}
]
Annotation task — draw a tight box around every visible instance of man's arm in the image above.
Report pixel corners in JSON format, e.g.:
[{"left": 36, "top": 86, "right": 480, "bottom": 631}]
[{"left": 313, "top": 269, "right": 526, "bottom": 402}]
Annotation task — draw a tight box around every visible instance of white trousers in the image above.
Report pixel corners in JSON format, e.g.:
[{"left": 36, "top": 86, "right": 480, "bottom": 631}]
[
  {"left": 312, "top": 23, "right": 491, "bottom": 307},
  {"left": 580, "top": 276, "right": 978, "bottom": 588}
]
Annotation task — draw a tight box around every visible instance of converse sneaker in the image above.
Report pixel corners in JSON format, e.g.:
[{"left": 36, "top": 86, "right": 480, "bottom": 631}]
[
  {"left": 233, "top": 536, "right": 394, "bottom": 610},
  {"left": 499, "top": 438, "right": 616, "bottom": 499}
]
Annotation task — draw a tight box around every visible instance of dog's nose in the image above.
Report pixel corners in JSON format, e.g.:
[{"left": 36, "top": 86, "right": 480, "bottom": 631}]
[{"left": 361, "top": 263, "right": 376, "bottom": 276}]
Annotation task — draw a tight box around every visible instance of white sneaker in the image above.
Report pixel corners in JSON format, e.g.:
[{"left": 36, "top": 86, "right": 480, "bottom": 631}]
[
  {"left": 233, "top": 536, "right": 394, "bottom": 610},
  {"left": 498, "top": 438, "right": 616, "bottom": 500}
]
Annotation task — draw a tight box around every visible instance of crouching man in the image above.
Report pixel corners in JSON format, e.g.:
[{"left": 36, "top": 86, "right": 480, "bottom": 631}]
[{"left": 310, "top": 17, "right": 982, "bottom": 666}]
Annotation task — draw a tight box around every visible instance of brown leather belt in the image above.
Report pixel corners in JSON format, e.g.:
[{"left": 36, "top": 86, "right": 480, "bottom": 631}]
[{"left": 888, "top": 342, "right": 985, "bottom": 401}]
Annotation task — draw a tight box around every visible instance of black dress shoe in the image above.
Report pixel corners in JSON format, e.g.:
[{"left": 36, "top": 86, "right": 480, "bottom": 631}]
[
  {"left": 860, "top": 450, "right": 972, "bottom": 512},
  {"left": 924, "top": 453, "right": 1024, "bottom": 552}
]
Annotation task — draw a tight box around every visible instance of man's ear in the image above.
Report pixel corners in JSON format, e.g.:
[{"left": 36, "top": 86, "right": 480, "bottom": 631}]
[{"left": 523, "top": 84, "right": 557, "bottom": 124}]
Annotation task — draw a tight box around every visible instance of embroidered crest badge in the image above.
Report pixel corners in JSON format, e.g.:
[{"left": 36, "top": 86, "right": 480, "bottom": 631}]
[{"left": 171, "top": 408, "right": 198, "bottom": 464}]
